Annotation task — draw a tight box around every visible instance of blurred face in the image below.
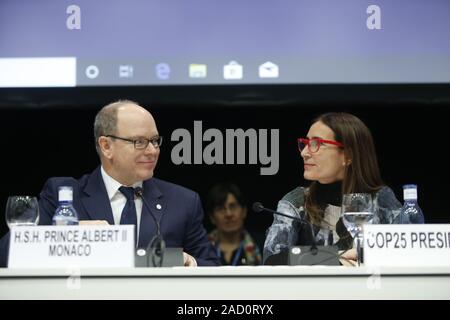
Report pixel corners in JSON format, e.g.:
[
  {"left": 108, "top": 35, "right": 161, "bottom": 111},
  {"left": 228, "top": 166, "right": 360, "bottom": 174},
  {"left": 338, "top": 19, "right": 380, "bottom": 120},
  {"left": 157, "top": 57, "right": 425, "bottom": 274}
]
[
  {"left": 301, "top": 121, "right": 346, "bottom": 184},
  {"left": 211, "top": 193, "right": 247, "bottom": 235},
  {"left": 100, "top": 104, "right": 160, "bottom": 185}
]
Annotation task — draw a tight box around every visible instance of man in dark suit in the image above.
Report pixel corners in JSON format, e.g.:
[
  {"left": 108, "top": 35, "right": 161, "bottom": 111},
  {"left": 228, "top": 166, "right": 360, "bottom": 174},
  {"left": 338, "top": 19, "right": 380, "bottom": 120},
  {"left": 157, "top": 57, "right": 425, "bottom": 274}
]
[{"left": 0, "top": 100, "right": 219, "bottom": 267}]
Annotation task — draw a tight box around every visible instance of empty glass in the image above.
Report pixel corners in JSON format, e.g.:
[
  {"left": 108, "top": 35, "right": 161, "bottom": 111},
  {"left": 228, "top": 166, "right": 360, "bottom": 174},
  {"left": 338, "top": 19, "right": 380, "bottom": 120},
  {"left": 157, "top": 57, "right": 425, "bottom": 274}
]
[
  {"left": 5, "top": 196, "right": 39, "bottom": 228},
  {"left": 341, "top": 193, "right": 374, "bottom": 266}
]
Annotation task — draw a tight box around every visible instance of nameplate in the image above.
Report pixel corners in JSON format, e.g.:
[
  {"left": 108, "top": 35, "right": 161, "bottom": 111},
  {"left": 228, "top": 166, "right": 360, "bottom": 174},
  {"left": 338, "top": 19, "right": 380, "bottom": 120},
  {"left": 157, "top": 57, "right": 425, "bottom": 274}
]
[
  {"left": 8, "top": 225, "right": 134, "bottom": 268},
  {"left": 364, "top": 224, "right": 450, "bottom": 267}
]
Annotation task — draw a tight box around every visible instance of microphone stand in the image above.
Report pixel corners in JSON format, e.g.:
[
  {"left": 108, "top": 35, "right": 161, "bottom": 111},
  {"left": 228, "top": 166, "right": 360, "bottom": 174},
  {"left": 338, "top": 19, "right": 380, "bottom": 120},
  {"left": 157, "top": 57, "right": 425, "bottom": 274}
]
[
  {"left": 134, "top": 187, "right": 166, "bottom": 267},
  {"left": 254, "top": 202, "right": 354, "bottom": 266},
  {"left": 253, "top": 202, "right": 318, "bottom": 255}
]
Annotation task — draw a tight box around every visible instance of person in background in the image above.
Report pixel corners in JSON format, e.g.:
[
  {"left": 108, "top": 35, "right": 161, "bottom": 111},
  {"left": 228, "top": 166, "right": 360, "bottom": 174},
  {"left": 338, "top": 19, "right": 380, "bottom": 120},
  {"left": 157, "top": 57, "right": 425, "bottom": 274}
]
[
  {"left": 0, "top": 100, "right": 219, "bottom": 267},
  {"left": 263, "top": 112, "right": 406, "bottom": 265},
  {"left": 206, "top": 183, "right": 262, "bottom": 266}
]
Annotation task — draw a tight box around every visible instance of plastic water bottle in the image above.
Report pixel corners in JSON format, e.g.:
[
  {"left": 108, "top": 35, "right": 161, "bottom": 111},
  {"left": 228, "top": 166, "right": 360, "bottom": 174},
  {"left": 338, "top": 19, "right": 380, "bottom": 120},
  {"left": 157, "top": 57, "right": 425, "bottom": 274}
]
[
  {"left": 52, "top": 186, "right": 79, "bottom": 225},
  {"left": 400, "top": 184, "right": 425, "bottom": 224}
]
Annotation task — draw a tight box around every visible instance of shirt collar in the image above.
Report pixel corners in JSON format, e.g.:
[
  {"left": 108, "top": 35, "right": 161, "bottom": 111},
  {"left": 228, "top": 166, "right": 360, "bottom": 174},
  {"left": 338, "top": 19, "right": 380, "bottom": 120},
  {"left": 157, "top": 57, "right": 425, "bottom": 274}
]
[{"left": 100, "top": 166, "right": 143, "bottom": 200}]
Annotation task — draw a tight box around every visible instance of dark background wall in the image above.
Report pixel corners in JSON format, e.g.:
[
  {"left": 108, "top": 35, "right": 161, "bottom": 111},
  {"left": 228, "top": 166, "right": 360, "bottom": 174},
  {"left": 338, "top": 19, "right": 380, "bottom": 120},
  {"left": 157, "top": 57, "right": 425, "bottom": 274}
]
[{"left": 0, "top": 95, "right": 448, "bottom": 251}]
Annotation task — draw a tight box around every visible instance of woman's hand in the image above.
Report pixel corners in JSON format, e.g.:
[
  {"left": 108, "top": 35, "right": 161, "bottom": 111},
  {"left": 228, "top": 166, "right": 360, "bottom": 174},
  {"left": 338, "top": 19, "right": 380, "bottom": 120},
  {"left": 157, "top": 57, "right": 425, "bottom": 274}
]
[{"left": 339, "top": 248, "right": 357, "bottom": 267}]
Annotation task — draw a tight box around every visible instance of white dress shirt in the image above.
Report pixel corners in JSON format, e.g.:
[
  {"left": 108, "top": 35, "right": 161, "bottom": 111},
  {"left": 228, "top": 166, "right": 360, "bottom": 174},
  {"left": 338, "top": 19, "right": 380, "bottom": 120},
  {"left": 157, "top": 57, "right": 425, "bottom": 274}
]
[{"left": 100, "top": 166, "right": 143, "bottom": 242}]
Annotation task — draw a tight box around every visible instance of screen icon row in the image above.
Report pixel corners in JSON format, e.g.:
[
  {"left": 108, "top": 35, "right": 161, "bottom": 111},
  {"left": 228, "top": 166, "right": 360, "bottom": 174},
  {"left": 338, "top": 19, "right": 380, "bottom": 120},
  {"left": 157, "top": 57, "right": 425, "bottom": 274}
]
[
  {"left": 84, "top": 61, "right": 279, "bottom": 80},
  {"left": 190, "top": 61, "right": 279, "bottom": 80}
]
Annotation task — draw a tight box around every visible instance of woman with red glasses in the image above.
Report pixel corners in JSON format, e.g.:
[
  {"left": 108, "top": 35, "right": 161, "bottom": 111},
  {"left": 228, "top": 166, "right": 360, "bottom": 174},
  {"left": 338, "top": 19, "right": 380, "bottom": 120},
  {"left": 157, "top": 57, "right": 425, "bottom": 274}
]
[{"left": 263, "top": 112, "right": 404, "bottom": 265}]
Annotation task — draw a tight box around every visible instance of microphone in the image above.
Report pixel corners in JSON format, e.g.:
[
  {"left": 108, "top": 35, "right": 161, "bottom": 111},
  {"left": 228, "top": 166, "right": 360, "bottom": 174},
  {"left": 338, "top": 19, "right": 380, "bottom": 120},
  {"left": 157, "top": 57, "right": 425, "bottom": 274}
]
[
  {"left": 254, "top": 202, "right": 352, "bottom": 266},
  {"left": 134, "top": 186, "right": 166, "bottom": 267},
  {"left": 253, "top": 202, "right": 306, "bottom": 224},
  {"left": 253, "top": 202, "right": 318, "bottom": 254}
]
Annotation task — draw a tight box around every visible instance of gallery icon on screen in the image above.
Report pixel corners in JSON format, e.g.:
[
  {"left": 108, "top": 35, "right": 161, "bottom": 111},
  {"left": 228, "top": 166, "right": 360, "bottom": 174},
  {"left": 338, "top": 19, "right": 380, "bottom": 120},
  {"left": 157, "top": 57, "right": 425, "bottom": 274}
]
[{"left": 189, "top": 64, "right": 207, "bottom": 78}]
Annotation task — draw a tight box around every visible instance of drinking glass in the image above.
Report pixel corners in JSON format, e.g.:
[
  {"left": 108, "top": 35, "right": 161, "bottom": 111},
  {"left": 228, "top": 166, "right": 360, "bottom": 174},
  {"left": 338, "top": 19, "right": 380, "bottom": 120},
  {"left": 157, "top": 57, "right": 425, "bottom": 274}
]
[
  {"left": 341, "top": 193, "right": 374, "bottom": 266},
  {"left": 5, "top": 196, "right": 39, "bottom": 228}
]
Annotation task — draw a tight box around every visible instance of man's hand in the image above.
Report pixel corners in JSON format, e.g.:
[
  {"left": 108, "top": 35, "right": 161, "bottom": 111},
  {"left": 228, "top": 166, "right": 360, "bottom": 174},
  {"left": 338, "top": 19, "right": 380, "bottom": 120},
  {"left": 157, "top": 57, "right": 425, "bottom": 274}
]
[
  {"left": 183, "top": 252, "right": 197, "bottom": 267},
  {"left": 79, "top": 220, "right": 110, "bottom": 225},
  {"left": 339, "top": 248, "right": 357, "bottom": 267}
]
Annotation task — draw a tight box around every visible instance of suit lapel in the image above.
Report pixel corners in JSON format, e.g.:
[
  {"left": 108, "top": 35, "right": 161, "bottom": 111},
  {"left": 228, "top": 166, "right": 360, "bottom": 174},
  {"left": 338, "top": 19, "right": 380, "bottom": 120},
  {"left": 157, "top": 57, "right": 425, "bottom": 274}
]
[
  {"left": 80, "top": 167, "right": 115, "bottom": 225},
  {"left": 138, "top": 179, "right": 164, "bottom": 248},
  {"left": 78, "top": 168, "right": 164, "bottom": 248}
]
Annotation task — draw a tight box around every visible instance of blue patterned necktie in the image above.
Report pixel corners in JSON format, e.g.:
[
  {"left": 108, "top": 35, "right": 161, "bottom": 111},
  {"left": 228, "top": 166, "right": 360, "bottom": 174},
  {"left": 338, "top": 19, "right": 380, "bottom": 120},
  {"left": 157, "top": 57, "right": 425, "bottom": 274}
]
[{"left": 119, "top": 186, "right": 138, "bottom": 244}]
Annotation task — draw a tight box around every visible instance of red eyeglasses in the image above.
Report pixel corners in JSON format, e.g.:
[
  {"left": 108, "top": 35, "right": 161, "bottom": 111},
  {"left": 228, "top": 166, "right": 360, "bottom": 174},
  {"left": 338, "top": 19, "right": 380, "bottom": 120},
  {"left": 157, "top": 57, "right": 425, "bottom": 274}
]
[{"left": 298, "top": 138, "right": 344, "bottom": 153}]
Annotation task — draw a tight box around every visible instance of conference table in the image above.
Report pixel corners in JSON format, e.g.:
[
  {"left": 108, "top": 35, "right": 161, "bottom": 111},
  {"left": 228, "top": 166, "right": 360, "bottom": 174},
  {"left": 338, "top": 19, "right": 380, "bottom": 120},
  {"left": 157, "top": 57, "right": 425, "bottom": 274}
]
[{"left": 1, "top": 266, "right": 449, "bottom": 299}]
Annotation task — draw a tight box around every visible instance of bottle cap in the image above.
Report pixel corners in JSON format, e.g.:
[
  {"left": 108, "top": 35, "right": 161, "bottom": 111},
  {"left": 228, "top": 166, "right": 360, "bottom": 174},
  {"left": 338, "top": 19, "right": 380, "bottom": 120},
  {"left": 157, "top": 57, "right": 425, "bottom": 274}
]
[
  {"left": 403, "top": 184, "right": 417, "bottom": 200},
  {"left": 58, "top": 186, "right": 73, "bottom": 202}
]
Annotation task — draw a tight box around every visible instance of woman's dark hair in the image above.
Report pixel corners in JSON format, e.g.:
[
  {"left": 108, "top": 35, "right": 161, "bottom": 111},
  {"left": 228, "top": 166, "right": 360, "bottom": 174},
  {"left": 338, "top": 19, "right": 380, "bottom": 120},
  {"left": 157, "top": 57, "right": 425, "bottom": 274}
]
[
  {"left": 205, "top": 182, "right": 246, "bottom": 216},
  {"left": 305, "top": 112, "right": 384, "bottom": 225}
]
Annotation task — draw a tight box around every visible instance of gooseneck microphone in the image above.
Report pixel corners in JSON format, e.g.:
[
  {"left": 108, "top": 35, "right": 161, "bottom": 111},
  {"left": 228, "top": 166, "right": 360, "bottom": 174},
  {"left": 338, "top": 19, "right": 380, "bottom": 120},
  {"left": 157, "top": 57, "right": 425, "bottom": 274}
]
[
  {"left": 253, "top": 202, "right": 318, "bottom": 254},
  {"left": 134, "top": 187, "right": 166, "bottom": 267},
  {"left": 254, "top": 202, "right": 356, "bottom": 266},
  {"left": 253, "top": 202, "right": 306, "bottom": 223}
]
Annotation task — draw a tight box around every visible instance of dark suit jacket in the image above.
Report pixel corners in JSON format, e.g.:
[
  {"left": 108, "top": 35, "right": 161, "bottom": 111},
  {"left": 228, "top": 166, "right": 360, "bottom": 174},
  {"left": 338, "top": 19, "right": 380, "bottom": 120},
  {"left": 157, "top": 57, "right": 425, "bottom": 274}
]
[{"left": 0, "top": 167, "right": 219, "bottom": 267}]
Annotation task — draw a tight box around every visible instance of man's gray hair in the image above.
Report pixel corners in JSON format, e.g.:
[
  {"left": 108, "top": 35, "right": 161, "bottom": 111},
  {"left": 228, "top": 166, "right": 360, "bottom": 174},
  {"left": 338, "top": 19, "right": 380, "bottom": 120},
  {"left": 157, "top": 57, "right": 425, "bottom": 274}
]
[{"left": 93, "top": 100, "right": 139, "bottom": 155}]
